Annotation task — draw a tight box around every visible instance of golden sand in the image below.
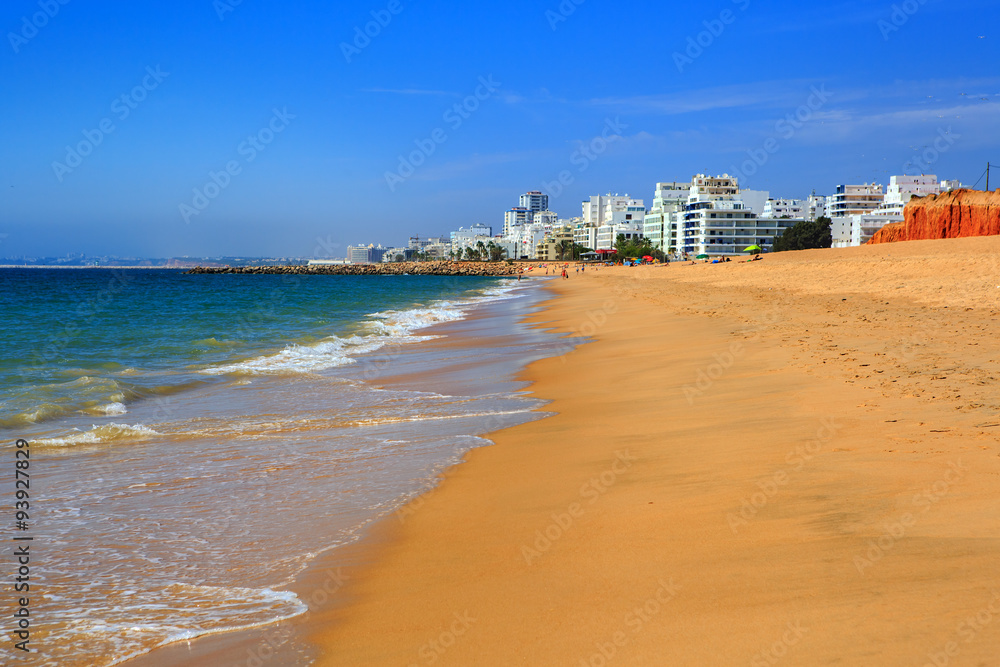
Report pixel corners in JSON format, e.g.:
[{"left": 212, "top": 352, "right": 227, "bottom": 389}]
[{"left": 131, "top": 237, "right": 1000, "bottom": 666}]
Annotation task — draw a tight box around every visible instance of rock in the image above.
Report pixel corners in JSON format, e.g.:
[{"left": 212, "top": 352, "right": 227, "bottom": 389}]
[
  {"left": 868, "top": 189, "right": 1000, "bottom": 244},
  {"left": 184, "top": 261, "right": 538, "bottom": 277}
]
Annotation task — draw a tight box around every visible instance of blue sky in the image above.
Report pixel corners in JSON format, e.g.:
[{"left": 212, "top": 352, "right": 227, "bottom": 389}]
[{"left": 1, "top": 0, "right": 998, "bottom": 258}]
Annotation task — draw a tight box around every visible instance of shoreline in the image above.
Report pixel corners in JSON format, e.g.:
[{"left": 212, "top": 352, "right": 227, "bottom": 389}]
[{"left": 120, "top": 278, "right": 567, "bottom": 667}]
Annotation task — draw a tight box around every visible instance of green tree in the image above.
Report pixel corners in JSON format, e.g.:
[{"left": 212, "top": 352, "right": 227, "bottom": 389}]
[
  {"left": 554, "top": 238, "right": 576, "bottom": 261},
  {"left": 772, "top": 217, "right": 833, "bottom": 252},
  {"left": 487, "top": 241, "right": 506, "bottom": 262},
  {"left": 612, "top": 234, "right": 664, "bottom": 262}
]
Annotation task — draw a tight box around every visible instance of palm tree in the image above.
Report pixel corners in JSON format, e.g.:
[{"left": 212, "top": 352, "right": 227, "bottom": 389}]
[
  {"left": 476, "top": 240, "right": 487, "bottom": 262},
  {"left": 556, "top": 239, "right": 575, "bottom": 261}
]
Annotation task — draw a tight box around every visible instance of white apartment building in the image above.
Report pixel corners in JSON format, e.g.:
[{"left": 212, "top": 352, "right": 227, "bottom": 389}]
[
  {"left": 827, "top": 183, "right": 884, "bottom": 217},
  {"left": 940, "top": 179, "right": 963, "bottom": 192},
  {"left": 594, "top": 203, "right": 646, "bottom": 250},
  {"left": 595, "top": 221, "right": 643, "bottom": 251},
  {"left": 451, "top": 224, "right": 495, "bottom": 257},
  {"left": 851, "top": 213, "right": 900, "bottom": 246},
  {"left": 829, "top": 217, "right": 852, "bottom": 248},
  {"left": 508, "top": 223, "right": 553, "bottom": 259},
  {"left": 830, "top": 211, "right": 903, "bottom": 248},
  {"left": 807, "top": 194, "right": 827, "bottom": 221},
  {"left": 761, "top": 198, "right": 805, "bottom": 219},
  {"left": 519, "top": 191, "right": 549, "bottom": 213},
  {"left": 533, "top": 210, "right": 559, "bottom": 226},
  {"left": 574, "top": 223, "right": 597, "bottom": 251},
  {"left": 680, "top": 174, "right": 798, "bottom": 256},
  {"left": 581, "top": 194, "right": 639, "bottom": 226},
  {"left": 576, "top": 194, "right": 645, "bottom": 251},
  {"left": 503, "top": 208, "right": 530, "bottom": 236},
  {"left": 878, "top": 174, "right": 941, "bottom": 217},
  {"left": 644, "top": 181, "right": 690, "bottom": 252}
]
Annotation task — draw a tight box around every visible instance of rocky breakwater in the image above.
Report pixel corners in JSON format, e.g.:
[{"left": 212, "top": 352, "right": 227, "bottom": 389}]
[
  {"left": 868, "top": 188, "right": 1000, "bottom": 244},
  {"left": 185, "top": 261, "right": 534, "bottom": 277}
]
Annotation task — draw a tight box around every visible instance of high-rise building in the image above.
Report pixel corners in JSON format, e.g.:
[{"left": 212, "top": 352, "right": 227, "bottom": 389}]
[{"left": 519, "top": 191, "right": 549, "bottom": 213}]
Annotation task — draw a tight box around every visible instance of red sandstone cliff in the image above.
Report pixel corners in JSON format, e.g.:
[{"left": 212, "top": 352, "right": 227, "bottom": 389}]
[{"left": 868, "top": 189, "right": 1000, "bottom": 244}]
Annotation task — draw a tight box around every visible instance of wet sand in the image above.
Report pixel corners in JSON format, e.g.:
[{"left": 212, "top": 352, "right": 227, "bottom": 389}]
[{"left": 302, "top": 237, "right": 1000, "bottom": 665}]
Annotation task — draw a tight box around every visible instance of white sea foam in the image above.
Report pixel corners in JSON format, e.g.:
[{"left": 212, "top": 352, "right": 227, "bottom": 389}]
[
  {"left": 34, "top": 423, "right": 160, "bottom": 447},
  {"left": 200, "top": 334, "right": 386, "bottom": 376},
  {"left": 200, "top": 281, "right": 527, "bottom": 377},
  {"left": 19, "top": 585, "right": 310, "bottom": 667}
]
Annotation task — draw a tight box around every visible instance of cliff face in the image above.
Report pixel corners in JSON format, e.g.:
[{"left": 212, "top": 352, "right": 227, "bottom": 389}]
[{"left": 868, "top": 189, "right": 1000, "bottom": 244}]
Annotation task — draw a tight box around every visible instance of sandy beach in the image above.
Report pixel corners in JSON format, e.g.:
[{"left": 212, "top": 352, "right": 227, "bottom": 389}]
[
  {"left": 294, "top": 237, "right": 1000, "bottom": 666},
  {"left": 130, "top": 237, "right": 1000, "bottom": 666}
]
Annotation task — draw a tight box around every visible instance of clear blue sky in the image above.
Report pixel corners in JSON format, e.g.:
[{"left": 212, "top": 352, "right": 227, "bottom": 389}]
[{"left": 1, "top": 0, "right": 997, "bottom": 258}]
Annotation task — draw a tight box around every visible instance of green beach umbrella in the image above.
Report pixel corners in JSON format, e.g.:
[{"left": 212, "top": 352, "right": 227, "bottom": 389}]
[
  {"left": 743, "top": 245, "right": 762, "bottom": 253},
  {"left": 695, "top": 254, "right": 709, "bottom": 259}
]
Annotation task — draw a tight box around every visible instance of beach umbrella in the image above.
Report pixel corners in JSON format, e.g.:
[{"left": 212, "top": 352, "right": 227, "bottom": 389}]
[
  {"left": 642, "top": 255, "right": 653, "bottom": 261},
  {"left": 743, "top": 245, "right": 762, "bottom": 254},
  {"left": 695, "top": 254, "right": 709, "bottom": 259}
]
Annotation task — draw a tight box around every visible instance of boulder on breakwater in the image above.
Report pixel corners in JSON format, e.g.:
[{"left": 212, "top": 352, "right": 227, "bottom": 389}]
[{"left": 185, "top": 261, "right": 538, "bottom": 277}]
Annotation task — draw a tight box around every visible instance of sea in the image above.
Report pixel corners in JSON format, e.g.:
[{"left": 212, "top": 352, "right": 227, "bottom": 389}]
[{"left": 0, "top": 268, "right": 568, "bottom": 666}]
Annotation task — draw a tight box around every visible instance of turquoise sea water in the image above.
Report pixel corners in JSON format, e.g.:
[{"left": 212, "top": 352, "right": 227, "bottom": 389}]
[
  {"left": 0, "top": 269, "right": 563, "bottom": 666},
  {"left": 1, "top": 269, "right": 516, "bottom": 429}
]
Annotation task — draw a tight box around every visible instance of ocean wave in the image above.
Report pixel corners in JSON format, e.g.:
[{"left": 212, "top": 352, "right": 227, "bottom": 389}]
[
  {"left": 34, "top": 423, "right": 160, "bottom": 447},
  {"left": 1, "top": 376, "right": 213, "bottom": 430},
  {"left": 82, "top": 402, "right": 128, "bottom": 417},
  {"left": 201, "top": 281, "right": 528, "bottom": 378},
  {"left": 368, "top": 302, "right": 466, "bottom": 338},
  {"left": 40, "top": 584, "right": 307, "bottom": 667},
  {"left": 200, "top": 334, "right": 387, "bottom": 376}
]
